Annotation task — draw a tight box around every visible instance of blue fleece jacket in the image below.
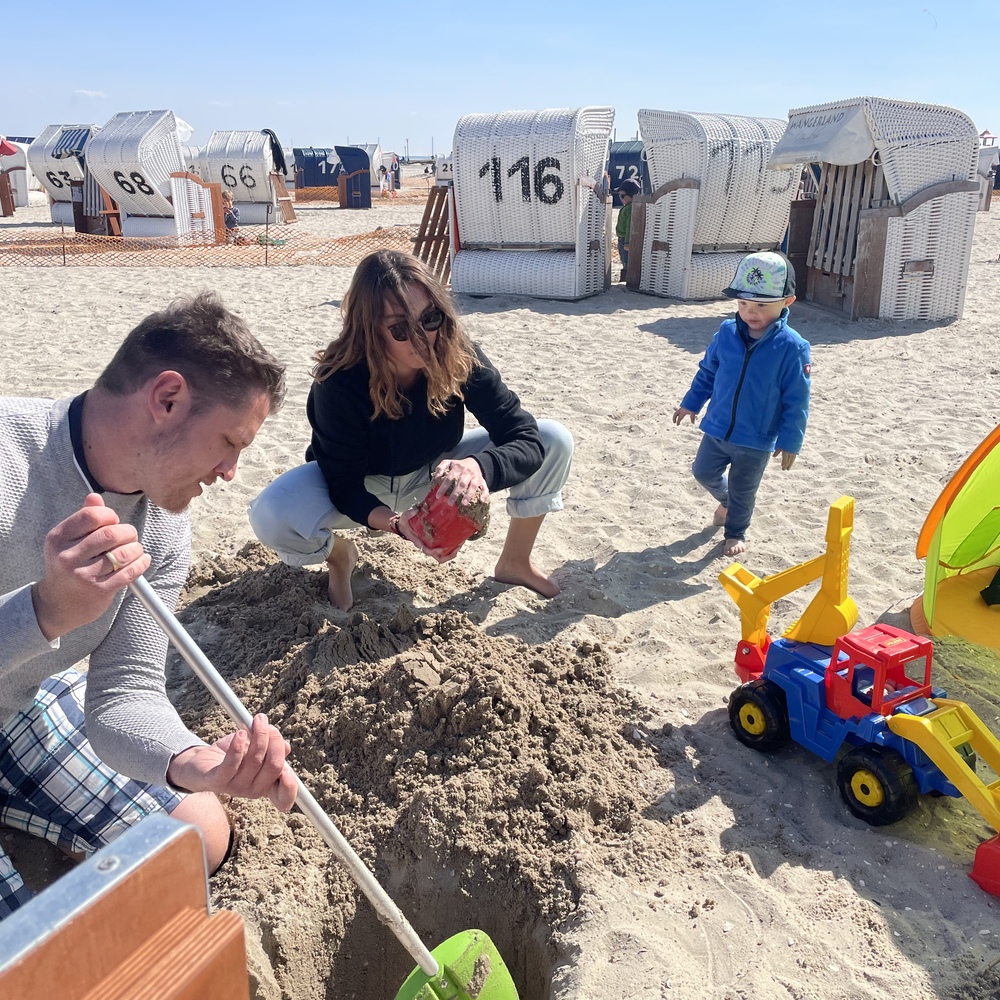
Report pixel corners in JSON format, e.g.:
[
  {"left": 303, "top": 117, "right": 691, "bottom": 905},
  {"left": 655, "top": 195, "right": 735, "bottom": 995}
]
[{"left": 680, "top": 309, "right": 811, "bottom": 454}]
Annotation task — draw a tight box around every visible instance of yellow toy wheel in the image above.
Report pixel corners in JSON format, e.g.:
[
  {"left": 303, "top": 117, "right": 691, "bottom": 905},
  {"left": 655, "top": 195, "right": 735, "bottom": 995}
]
[
  {"left": 848, "top": 768, "right": 885, "bottom": 808},
  {"left": 737, "top": 703, "right": 767, "bottom": 736},
  {"left": 728, "top": 680, "right": 789, "bottom": 752},
  {"left": 837, "top": 747, "right": 918, "bottom": 826}
]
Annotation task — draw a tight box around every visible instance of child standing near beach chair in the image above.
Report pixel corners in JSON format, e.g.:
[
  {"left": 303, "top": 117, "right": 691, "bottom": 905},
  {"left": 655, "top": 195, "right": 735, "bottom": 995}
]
[
  {"left": 673, "top": 251, "right": 810, "bottom": 557},
  {"left": 615, "top": 178, "right": 640, "bottom": 282}
]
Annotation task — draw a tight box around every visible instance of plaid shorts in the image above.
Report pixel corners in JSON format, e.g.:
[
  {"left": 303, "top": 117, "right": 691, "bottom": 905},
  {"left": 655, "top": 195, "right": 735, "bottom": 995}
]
[{"left": 0, "top": 669, "right": 183, "bottom": 918}]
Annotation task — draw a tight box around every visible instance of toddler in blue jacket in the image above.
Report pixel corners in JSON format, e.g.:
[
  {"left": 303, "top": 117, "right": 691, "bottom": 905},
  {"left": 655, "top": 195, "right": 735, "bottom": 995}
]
[{"left": 673, "top": 251, "right": 811, "bottom": 557}]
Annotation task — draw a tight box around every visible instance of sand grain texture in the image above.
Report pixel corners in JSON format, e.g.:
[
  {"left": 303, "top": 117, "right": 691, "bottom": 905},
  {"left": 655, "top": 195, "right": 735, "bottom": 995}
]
[{"left": 2, "top": 183, "right": 1000, "bottom": 999}]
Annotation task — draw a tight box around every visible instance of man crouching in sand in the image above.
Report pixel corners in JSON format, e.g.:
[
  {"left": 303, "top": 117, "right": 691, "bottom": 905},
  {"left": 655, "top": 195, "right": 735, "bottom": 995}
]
[{"left": 0, "top": 292, "right": 296, "bottom": 918}]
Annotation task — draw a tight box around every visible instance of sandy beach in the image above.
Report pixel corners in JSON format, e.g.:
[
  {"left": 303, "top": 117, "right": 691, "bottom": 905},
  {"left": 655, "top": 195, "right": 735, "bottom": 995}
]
[{"left": 2, "top": 177, "right": 1000, "bottom": 1000}]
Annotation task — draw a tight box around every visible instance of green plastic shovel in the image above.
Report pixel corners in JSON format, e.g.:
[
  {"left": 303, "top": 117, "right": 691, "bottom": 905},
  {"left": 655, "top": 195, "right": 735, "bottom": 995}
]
[{"left": 129, "top": 575, "right": 519, "bottom": 1000}]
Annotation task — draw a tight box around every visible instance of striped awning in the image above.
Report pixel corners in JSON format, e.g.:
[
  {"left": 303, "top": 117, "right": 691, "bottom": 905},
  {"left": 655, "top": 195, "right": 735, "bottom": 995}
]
[{"left": 52, "top": 127, "right": 92, "bottom": 160}]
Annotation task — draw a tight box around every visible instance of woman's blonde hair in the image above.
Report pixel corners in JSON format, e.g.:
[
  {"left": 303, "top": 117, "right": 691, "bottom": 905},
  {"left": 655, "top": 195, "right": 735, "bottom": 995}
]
[{"left": 313, "top": 250, "right": 476, "bottom": 419}]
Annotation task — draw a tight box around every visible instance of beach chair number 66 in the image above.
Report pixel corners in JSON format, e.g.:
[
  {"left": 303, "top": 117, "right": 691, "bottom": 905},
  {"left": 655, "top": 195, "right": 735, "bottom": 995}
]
[
  {"left": 478, "top": 155, "right": 564, "bottom": 205},
  {"left": 220, "top": 164, "right": 257, "bottom": 189},
  {"left": 113, "top": 170, "right": 155, "bottom": 196}
]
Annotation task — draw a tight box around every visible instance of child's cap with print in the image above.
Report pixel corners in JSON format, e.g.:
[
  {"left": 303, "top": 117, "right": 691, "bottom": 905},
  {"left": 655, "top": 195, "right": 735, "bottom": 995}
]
[
  {"left": 723, "top": 251, "right": 796, "bottom": 302},
  {"left": 618, "top": 178, "right": 641, "bottom": 197}
]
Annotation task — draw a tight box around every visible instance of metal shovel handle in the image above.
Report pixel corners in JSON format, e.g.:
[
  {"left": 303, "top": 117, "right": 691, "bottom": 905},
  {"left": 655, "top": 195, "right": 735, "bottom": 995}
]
[{"left": 128, "top": 575, "right": 439, "bottom": 977}]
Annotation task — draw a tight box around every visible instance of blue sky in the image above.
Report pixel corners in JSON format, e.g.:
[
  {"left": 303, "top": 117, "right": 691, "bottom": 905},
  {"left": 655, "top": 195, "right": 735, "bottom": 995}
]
[{"left": 2, "top": 0, "right": 993, "bottom": 156}]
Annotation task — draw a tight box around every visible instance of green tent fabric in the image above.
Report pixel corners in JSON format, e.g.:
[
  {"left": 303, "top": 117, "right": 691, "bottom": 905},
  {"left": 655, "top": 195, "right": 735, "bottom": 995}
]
[{"left": 916, "top": 425, "right": 1000, "bottom": 651}]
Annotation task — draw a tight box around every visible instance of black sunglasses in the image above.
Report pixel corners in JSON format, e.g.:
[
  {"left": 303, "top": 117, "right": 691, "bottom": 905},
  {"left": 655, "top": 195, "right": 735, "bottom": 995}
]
[{"left": 387, "top": 307, "right": 446, "bottom": 343}]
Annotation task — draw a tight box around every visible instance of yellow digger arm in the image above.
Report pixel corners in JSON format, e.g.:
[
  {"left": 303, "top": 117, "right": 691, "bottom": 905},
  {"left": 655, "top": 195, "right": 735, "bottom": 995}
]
[{"left": 718, "top": 496, "right": 859, "bottom": 648}]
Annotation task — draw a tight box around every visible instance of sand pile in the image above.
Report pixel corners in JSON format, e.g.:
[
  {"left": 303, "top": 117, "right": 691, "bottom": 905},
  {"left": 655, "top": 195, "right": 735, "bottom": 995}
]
[{"left": 172, "top": 541, "right": 677, "bottom": 999}]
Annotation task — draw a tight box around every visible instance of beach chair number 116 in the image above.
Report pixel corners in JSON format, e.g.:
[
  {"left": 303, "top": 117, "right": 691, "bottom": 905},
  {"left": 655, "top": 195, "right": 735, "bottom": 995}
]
[{"left": 478, "top": 156, "right": 564, "bottom": 205}]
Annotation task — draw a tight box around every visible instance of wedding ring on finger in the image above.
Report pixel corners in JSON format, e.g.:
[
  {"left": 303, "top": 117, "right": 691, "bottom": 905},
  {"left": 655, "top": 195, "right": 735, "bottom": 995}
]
[{"left": 104, "top": 551, "right": 121, "bottom": 573}]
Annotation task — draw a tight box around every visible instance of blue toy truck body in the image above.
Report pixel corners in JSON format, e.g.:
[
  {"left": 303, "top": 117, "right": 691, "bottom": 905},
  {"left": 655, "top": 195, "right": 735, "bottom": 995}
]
[{"left": 760, "top": 636, "right": 961, "bottom": 798}]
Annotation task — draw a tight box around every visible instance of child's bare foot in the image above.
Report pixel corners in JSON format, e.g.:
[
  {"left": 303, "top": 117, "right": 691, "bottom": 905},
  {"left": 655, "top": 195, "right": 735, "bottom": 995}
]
[
  {"left": 326, "top": 538, "right": 359, "bottom": 611},
  {"left": 493, "top": 558, "right": 560, "bottom": 598},
  {"left": 712, "top": 504, "right": 728, "bottom": 527},
  {"left": 723, "top": 537, "right": 746, "bottom": 557}
]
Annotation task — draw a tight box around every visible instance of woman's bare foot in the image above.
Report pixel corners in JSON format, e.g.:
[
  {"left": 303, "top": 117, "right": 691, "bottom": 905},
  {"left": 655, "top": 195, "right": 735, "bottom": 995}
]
[
  {"left": 723, "top": 537, "right": 746, "bottom": 557},
  {"left": 326, "top": 537, "right": 359, "bottom": 611},
  {"left": 712, "top": 504, "right": 728, "bottom": 527},
  {"left": 493, "top": 558, "right": 560, "bottom": 598}
]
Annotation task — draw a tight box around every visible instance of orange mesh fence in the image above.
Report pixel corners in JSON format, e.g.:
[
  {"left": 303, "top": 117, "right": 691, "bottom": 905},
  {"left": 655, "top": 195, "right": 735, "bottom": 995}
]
[
  {"left": 0, "top": 224, "right": 423, "bottom": 269},
  {"left": 293, "top": 183, "right": 432, "bottom": 205},
  {"left": 292, "top": 186, "right": 339, "bottom": 203}
]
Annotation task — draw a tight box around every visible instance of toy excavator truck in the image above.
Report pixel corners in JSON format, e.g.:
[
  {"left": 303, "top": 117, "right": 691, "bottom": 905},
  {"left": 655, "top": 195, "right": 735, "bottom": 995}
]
[{"left": 719, "top": 496, "right": 1000, "bottom": 896}]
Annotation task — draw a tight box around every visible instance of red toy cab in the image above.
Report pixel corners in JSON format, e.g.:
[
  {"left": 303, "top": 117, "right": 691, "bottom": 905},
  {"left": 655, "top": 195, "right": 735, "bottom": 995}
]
[{"left": 825, "top": 623, "right": 934, "bottom": 720}]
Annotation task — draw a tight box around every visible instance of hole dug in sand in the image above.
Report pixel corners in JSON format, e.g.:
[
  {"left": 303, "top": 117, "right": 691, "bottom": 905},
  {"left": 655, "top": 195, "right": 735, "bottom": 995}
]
[{"left": 174, "top": 544, "right": 664, "bottom": 999}]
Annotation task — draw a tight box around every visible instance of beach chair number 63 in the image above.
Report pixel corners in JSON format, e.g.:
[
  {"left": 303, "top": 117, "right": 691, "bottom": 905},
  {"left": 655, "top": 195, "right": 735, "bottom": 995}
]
[
  {"left": 113, "top": 170, "right": 155, "bottom": 196},
  {"left": 220, "top": 164, "right": 257, "bottom": 189},
  {"left": 478, "top": 155, "right": 564, "bottom": 205},
  {"left": 45, "top": 170, "right": 73, "bottom": 189}
]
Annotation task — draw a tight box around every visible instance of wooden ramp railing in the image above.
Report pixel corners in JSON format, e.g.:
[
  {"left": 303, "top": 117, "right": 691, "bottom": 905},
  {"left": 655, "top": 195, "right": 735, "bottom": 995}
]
[
  {"left": 413, "top": 185, "right": 451, "bottom": 283},
  {"left": 270, "top": 172, "right": 297, "bottom": 224}
]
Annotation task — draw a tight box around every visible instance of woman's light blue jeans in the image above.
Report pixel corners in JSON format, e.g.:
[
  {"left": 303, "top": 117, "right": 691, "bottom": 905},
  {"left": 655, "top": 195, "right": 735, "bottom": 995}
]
[
  {"left": 691, "top": 433, "right": 771, "bottom": 541},
  {"left": 248, "top": 419, "right": 573, "bottom": 566}
]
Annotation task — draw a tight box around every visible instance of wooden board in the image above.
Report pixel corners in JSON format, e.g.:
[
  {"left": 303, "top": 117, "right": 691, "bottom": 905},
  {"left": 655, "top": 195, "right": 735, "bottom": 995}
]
[
  {"left": 413, "top": 185, "right": 451, "bottom": 283},
  {"left": 852, "top": 214, "right": 889, "bottom": 319},
  {"left": 0, "top": 822, "right": 249, "bottom": 1000},
  {"left": 807, "top": 266, "right": 853, "bottom": 314},
  {"left": 269, "top": 172, "right": 297, "bottom": 224},
  {"left": 786, "top": 199, "right": 816, "bottom": 296},
  {"left": 625, "top": 200, "right": 646, "bottom": 289},
  {"left": 0, "top": 172, "right": 13, "bottom": 218}
]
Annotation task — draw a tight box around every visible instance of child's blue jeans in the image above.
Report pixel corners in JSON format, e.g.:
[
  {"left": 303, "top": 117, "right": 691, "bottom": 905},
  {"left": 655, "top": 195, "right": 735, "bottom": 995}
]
[{"left": 691, "top": 433, "right": 771, "bottom": 541}]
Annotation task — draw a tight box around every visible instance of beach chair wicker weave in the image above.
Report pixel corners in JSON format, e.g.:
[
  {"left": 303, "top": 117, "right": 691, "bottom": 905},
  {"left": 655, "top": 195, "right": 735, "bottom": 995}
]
[
  {"left": 775, "top": 96, "right": 979, "bottom": 321},
  {"left": 85, "top": 111, "right": 185, "bottom": 237},
  {"left": 27, "top": 124, "right": 99, "bottom": 225},
  {"left": 450, "top": 107, "right": 614, "bottom": 300},
  {"left": 199, "top": 131, "right": 279, "bottom": 225},
  {"left": 169, "top": 173, "right": 222, "bottom": 246},
  {"left": 864, "top": 98, "right": 978, "bottom": 320},
  {"left": 636, "top": 110, "right": 799, "bottom": 300}
]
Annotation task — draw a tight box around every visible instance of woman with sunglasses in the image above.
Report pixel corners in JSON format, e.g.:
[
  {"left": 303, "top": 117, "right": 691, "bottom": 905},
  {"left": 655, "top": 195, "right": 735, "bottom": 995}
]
[{"left": 249, "top": 250, "right": 573, "bottom": 611}]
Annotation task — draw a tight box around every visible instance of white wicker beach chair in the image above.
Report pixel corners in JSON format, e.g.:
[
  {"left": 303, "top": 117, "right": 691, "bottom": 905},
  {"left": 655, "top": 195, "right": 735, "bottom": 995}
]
[
  {"left": 84, "top": 111, "right": 185, "bottom": 237},
  {"left": 450, "top": 107, "right": 615, "bottom": 300},
  {"left": 0, "top": 142, "right": 32, "bottom": 208},
  {"left": 198, "top": 131, "right": 280, "bottom": 225},
  {"left": 769, "top": 97, "right": 979, "bottom": 321},
  {"left": 169, "top": 172, "right": 225, "bottom": 246},
  {"left": 26, "top": 124, "right": 99, "bottom": 224},
  {"left": 635, "top": 110, "right": 800, "bottom": 300}
]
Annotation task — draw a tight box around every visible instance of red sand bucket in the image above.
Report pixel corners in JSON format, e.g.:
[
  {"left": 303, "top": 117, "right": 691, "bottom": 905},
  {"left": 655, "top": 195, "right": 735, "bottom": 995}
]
[
  {"left": 406, "top": 482, "right": 484, "bottom": 559},
  {"left": 970, "top": 834, "right": 1000, "bottom": 896}
]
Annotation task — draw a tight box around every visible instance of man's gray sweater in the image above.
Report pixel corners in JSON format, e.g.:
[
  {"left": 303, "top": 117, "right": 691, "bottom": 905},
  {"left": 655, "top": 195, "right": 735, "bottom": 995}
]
[{"left": 0, "top": 396, "right": 205, "bottom": 786}]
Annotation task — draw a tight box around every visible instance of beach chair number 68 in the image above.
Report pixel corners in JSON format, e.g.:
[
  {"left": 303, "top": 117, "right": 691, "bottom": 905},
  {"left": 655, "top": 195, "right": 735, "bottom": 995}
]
[
  {"left": 113, "top": 170, "right": 155, "bottom": 196},
  {"left": 478, "top": 155, "right": 564, "bottom": 205},
  {"left": 220, "top": 164, "right": 257, "bottom": 189}
]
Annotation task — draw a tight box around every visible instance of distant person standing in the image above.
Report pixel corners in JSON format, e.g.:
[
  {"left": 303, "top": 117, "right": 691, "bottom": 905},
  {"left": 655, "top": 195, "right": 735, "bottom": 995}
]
[
  {"left": 378, "top": 165, "right": 390, "bottom": 199},
  {"left": 221, "top": 190, "right": 249, "bottom": 245},
  {"left": 222, "top": 189, "right": 240, "bottom": 233},
  {"left": 616, "top": 178, "right": 641, "bottom": 282}
]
